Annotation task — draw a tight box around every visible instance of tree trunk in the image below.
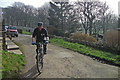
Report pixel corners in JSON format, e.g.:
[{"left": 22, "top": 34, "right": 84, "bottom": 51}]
[
  {"left": 119, "top": 17, "right": 120, "bottom": 28},
  {"left": 93, "top": 23, "right": 96, "bottom": 34},
  {"left": 85, "top": 29, "right": 88, "bottom": 34},
  {"left": 89, "top": 22, "right": 92, "bottom": 35},
  {"left": 24, "top": 21, "right": 26, "bottom": 27},
  {"left": 16, "top": 21, "right": 18, "bottom": 26},
  {"left": 103, "top": 25, "right": 105, "bottom": 34}
]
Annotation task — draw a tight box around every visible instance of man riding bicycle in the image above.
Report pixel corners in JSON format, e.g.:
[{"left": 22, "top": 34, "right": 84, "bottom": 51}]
[{"left": 32, "top": 22, "right": 48, "bottom": 55}]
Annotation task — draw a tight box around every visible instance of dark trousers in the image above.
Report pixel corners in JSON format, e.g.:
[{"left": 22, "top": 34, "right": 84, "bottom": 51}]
[
  {"left": 36, "top": 41, "right": 47, "bottom": 53},
  {"left": 43, "top": 44, "right": 47, "bottom": 53}
]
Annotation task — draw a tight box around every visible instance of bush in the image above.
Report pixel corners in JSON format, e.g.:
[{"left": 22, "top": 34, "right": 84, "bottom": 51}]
[
  {"left": 64, "top": 32, "right": 71, "bottom": 38},
  {"left": 70, "top": 33, "right": 97, "bottom": 42},
  {"left": 103, "top": 29, "right": 120, "bottom": 50},
  {"left": 47, "top": 27, "right": 65, "bottom": 37},
  {"left": 47, "top": 27, "right": 56, "bottom": 35},
  {"left": 54, "top": 29, "right": 65, "bottom": 37}
]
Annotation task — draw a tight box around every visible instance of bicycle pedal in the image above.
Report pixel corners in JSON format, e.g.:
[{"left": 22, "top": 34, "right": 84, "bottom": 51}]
[{"left": 40, "top": 69, "right": 43, "bottom": 73}]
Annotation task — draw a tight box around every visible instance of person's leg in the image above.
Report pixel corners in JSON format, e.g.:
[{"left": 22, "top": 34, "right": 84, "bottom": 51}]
[
  {"left": 43, "top": 44, "right": 47, "bottom": 54},
  {"left": 36, "top": 41, "right": 40, "bottom": 60},
  {"left": 36, "top": 45, "right": 39, "bottom": 60}
]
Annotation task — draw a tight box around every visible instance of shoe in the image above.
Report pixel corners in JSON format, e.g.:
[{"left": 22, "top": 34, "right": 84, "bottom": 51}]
[
  {"left": 44, "top": 52, "right": 47, "bottom": 55},
  {"left": 40, "top": 69, "right": 43, "bottom": 73}
]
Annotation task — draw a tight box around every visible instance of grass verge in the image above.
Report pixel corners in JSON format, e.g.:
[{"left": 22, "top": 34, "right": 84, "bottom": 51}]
[
  {"left": 49, "top": 38, "right": 120, "bottom": 66},
  {"left": 1, "top": 50, "right": 25, "bottom": 78},
  {"left": 22, "top": 31, "right": 32, "bottom": 35}
]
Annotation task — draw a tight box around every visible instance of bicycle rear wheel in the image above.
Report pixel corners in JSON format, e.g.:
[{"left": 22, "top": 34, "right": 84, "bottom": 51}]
[{"left": 37, "top": 53, "right": 43, "bottom": 74}]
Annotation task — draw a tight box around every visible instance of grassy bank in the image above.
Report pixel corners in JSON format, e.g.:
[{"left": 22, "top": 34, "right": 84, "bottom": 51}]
[
  {"left": 49, "top": 38, "right": 120, "bottom": 66},
  {"left": 22, "top": 31, "right": 32, "bottom": 35},
  {"left": 1, "top": 50, "right": 25, "bottom": 78}
]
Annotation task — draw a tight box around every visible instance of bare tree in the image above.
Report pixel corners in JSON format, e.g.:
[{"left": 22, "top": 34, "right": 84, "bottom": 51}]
[
  {"left": 75, "top": 0, "right": 108, "bottom": 35},
  {"left": 94, "top": 11, "right": 118, "bottom": 34},
  {"left": 37, "top": 3, "right": 50, "bottom": 28}
]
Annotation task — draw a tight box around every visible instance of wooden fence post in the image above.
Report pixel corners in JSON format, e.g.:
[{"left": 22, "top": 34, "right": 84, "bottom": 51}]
[{"left": 2, "top": 19, "right": 7, "bottom": 51}]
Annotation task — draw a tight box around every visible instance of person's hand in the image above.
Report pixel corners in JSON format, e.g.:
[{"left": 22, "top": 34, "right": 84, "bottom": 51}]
[
  {"left": 46, "top": 37, "right": 49, "bottom": 40},
  {"left": 46, "top": 40, "right": 48, "bottom": 44},
  {"left": 32, "top": 41, "right": 35, "bottom": 45}
]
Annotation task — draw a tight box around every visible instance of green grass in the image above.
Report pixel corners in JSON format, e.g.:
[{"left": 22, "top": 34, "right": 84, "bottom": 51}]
[
  {"left": 49, "top": 38, "right": 120, "bottom": 66},
  {"left": 1, "top": 50, "right": 25, "bottom": 78},
  {"left": 22, "top": 31, "right": 32, "bottom": 35}
]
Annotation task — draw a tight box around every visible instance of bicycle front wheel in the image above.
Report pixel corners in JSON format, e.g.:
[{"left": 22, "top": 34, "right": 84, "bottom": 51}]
[{"left": 37, "top": 53, "right": 43, "bottom": 74}]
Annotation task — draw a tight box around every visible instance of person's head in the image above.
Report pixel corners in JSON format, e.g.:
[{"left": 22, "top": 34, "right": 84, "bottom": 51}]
[
  {"left": 38, "top": 22, "right": 43, "bottom": 30},
  {"left": 38, "top": 22, "right": 43, "bottom": 27}
]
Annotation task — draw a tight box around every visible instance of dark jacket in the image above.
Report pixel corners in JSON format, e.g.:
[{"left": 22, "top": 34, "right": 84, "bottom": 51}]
[{"left": 32, "top": 27, "right": 48, "bottom": 42}]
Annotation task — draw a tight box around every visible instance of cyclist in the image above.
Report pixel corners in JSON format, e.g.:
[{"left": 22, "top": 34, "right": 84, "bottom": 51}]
[{"left": 32, "top": 22, "right": 48, "bottom": 55}]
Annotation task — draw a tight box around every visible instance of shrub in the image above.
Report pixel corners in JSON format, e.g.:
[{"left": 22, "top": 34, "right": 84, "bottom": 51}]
[
  {"left": 47, "top": 27, "right": 65, "bottom": 37},
  {"left": 103, "top": 29, "right": 120, "bottom": 50},
  {"left": 47, "top": 27, "right": 56, "bottom": 35},
  {"left": 54, "top": 29, "right": 65, "bottom": 37},
  {"left": 64, "top": 32, "right": 71, "bottom": 38},
  {"left": 70, "top": 33, "right": 97, "bottom": 42}
]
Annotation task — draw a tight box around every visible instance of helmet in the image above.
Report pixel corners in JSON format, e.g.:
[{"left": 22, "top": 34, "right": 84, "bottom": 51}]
[{"left": 38, "top": 22, "right": 43, "bottom": 26}]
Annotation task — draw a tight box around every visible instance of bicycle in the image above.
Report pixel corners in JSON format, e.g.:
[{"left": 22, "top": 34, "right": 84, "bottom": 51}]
[{"left": 33, "top": 42, "right": 45, "bottom": 74}]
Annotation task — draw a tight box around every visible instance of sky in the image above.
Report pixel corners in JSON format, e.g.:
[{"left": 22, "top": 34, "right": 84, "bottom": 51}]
[{"left": 0, "top": 0, "right": 120, "bottom": 15}]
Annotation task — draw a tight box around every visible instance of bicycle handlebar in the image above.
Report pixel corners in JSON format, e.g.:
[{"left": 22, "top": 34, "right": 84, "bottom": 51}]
[{"left": 32, "top": 42, "right": 44, "bottom": 45}]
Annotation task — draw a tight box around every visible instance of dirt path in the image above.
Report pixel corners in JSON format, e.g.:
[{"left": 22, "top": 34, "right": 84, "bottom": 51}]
[{"left": 13, "top": 34, "right": 119, "bottom": 78}]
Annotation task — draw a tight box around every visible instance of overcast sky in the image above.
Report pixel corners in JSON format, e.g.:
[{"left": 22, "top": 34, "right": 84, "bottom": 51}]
[{"left": 0, "top": 0, "right": 119, "bottom": 15}]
